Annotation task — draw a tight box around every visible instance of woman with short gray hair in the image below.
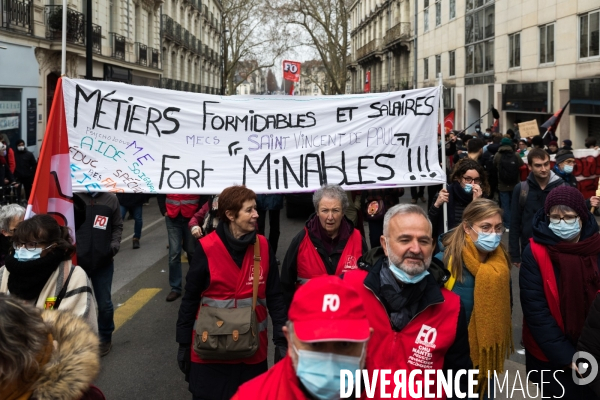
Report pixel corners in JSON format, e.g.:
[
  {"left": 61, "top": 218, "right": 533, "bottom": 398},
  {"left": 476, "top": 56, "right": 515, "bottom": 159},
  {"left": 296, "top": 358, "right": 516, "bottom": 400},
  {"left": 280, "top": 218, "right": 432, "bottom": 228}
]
[
  {"left": 0, "top": 203, "right": 25, "bottom": 265},
  {"left": 281, "top": 184, "right": 367, "bottom": 307}
]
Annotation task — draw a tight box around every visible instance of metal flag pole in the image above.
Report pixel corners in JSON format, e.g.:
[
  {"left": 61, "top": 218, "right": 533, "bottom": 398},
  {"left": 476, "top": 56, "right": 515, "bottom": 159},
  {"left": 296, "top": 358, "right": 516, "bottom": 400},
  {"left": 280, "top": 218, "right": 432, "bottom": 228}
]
[
  {"left": 438, "top": 73, "right": 448, "bottom": 233},
  {"left": 61, "top": 0, "right": 67, "bottom": 75}
]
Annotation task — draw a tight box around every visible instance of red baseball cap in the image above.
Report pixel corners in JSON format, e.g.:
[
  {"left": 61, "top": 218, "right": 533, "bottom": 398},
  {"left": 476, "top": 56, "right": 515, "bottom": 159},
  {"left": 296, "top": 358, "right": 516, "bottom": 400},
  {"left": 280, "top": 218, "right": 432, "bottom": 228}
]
[{"left": 288, "top": 275, "right": 370, "bottom": 343}]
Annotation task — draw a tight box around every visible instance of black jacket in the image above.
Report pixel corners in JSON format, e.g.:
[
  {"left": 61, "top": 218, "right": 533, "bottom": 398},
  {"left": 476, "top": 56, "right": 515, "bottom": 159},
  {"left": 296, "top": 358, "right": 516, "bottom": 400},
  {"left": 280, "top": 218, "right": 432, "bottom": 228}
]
[
  {"left": 520, "top": 209, "right": 600, "bottom": 367},
  {"left": 74, "top": 193, "right": 123, "bottom": 273},
  {"left": 116, "top": 193, "right": 148, "bottom": 208},
  {"left": 509, "top": 171, "right": 564, "bottom": 262},
  {"left": 578, "top": 292, "right": 600, "bottom": 398},
  {"left": 351, "top": 248, "right": 472, "bottom": 387},
  {"left": 14, "top": 148, "right": 37, "bottom": 180},
  {"left": 280, "top": 214, "right": 368, "bottom": 307},
  {"left": 176, "top": 221, "right": 287, "bottom": 349}
]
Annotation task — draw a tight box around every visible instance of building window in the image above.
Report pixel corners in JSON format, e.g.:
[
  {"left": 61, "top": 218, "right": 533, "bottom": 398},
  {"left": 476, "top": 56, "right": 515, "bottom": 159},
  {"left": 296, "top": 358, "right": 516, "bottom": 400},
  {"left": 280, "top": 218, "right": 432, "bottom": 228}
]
[
  {"left": 539, "top": 23, "right": 555, "bottom": 64},
  {"left": 465, "top": 2, "right": 494, "bottom": 80},
  {"left": 508, "top": 32, "right": 520, "bottom": 68},
  {"left": 424, "top": 58, "right": 429, "bottom": 80},
  {"left": 449, "top": 50, "right": 455, "bottom": 76},
  {"left": 435, "top": 54, "right": 441, "bottom": 76},
  {"left": 435, "top": 0, "right": 441, "bottom": 26},
  {"left": 424, "top": 8, "right": 429, "bottom": 32},
  {"left": 449, "top": 0, "right": 455, "bottom": 19},
  {"left": 580, "top": 10, "right": 600, "bottom": 59}
]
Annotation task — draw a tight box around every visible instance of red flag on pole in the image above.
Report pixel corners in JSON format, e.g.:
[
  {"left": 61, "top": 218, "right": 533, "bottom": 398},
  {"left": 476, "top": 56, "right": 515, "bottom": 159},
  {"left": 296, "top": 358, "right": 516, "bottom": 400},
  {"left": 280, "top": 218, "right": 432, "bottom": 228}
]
[
  {"left": 26, "top": 77, "right": 77, "bottom": 247},
  {"left": 492, "top": 118, "right": 499, "bottom": 133},
  {"left": 438, "top": 110, "right": 455, "bottom": 134},
  {"left": 541, "top": 100, "right": 570, "bottom": 133},
  {"left": 288, "top": 82, "right": 294, "bottom": 95}
]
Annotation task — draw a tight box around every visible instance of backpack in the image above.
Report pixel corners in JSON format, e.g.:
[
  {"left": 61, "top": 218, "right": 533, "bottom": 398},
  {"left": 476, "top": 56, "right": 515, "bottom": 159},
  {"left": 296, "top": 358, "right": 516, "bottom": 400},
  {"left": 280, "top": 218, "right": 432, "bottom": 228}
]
[
  {"left": 518, "top": 180, "right": 568, "bottom": 211},
  {"left": 498, "top": 152, "right": 520, "bottom": 185}
]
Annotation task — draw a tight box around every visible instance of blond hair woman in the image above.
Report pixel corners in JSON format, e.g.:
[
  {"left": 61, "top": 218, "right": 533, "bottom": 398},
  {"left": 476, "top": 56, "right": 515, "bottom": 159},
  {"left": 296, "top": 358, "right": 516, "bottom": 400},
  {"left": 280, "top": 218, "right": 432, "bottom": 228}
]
[{"left": 436, "top": 198, "right": 513, "bottom": 397}]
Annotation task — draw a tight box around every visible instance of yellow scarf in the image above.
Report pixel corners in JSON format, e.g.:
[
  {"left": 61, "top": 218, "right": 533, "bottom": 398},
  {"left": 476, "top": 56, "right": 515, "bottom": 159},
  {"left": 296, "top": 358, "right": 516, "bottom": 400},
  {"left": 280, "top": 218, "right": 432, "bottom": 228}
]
[{"left": 462, "top": 236, "right": 513, "bottom": 393}]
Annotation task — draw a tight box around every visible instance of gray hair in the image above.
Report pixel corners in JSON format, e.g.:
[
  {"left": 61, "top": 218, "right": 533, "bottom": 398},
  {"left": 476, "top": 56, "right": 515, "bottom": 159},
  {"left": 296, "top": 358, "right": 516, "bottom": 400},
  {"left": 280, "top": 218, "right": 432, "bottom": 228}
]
[
  {"left": 383, "top": 204, "right": 432, "bottom": 237},
  {"left": 0, "top": 204, "right": 25, "bottom": 232},
  {"left": 0, "top": 294, "right": 49, "bottom": 388},
  {"left": 312, "top": 184, "right": 349, "bottom": 212}
]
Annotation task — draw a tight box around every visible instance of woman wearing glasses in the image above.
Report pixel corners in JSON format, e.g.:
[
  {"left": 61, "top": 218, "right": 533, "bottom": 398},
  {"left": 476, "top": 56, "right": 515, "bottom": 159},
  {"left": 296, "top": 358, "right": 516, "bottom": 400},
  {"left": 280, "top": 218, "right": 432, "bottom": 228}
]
[
  {"left": 0, "top": 214, "right": 97, "bottom": 331},
  {"left": 429, "top": 158, "right": 490, "bottom": 241},
  {"left": 520, "top": 186, "right": 600, "bottom": 398},
  {"left": 436, "top": 198, "right": 512, "bottom": 398}
]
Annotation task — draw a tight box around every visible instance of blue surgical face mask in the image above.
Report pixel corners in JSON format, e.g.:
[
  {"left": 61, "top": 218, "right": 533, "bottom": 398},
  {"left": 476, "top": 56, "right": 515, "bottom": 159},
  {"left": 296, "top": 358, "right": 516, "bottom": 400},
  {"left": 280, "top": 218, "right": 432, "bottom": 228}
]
[
  {"left": 463, "top": 183, "right": 473, "bottom": 194},
  {"left": 549, "top": 219, "right": 581, "bottom": 240},
  {"left": 15, "top": 247, "right": 43, "bottom": 261},
  {"left": 294, "top": 344, "right": 364, "bottom": 400},
  {"left": 385, "top": 241, "right": 430, "bottom": 284},
  {"left": 563, "top": 165, "right": 574, "bottom": 174},
  {"left": 471, "top": 226, "right": 502, "bottom": 252}
]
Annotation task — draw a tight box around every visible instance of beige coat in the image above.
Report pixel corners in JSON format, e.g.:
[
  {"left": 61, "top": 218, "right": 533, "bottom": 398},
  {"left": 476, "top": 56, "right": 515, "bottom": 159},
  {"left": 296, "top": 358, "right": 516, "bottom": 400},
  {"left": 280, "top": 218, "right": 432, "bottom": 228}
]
[{"left": 0, "top": 260, "right": 98, "bottom": 332}]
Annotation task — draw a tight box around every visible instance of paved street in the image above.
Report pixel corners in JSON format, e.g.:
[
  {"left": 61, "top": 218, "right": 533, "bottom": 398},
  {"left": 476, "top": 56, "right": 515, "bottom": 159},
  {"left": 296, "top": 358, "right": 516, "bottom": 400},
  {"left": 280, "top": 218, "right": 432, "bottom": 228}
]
[{"left": 96, "top": 193, "right": 532, "bottom": 399}]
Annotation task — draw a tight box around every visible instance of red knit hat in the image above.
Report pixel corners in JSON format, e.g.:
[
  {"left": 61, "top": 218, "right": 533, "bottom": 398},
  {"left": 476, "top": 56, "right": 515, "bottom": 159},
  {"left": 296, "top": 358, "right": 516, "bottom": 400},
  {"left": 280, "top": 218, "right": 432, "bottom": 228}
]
[{"left": 544, "top": 186, "right": 589, "bottom": 221}]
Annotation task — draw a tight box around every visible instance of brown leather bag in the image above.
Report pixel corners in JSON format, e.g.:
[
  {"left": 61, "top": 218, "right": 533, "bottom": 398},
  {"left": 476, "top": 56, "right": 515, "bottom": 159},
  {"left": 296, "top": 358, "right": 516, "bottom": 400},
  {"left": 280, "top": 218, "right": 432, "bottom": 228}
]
[{"left": 193, "top": 240, "right": 261, "bottom": 360}]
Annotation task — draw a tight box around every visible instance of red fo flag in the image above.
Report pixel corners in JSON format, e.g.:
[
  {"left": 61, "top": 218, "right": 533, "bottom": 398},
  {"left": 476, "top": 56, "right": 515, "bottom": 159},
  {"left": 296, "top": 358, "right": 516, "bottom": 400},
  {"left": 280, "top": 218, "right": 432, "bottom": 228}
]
[
  {"left": 492, "top": 118, "right": 499, "bottom": 133},
  {"left": 283, "top": 60, "right": 301, "bottom": 82},
  {"left": 438, "top": 110, "right": 455, "bottom": 134},
  {"left": 26, "top": 77, "right": 77, "bottom": 246},
  {"left": 364, "top": 71, "right": 371, "bottom": 93},
  {"left": 541, "top": 100, "right": 570, "bottom": 132}
]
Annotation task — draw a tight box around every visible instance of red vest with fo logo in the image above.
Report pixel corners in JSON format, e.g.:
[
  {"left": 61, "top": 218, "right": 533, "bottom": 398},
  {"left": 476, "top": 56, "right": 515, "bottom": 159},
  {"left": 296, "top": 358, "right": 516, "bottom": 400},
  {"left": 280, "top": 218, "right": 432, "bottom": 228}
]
[
  {"left": 343, "top": 269, "right": 461, "bottom": 400},
  {"left": 296, "top": 228, "right": 363, "bottom": 285},
  {"left": 190, "top": 232, "right": 269, "bottom": 364},
  {"left": 166, "top": 194, "right": 200, "bottom": 219}
]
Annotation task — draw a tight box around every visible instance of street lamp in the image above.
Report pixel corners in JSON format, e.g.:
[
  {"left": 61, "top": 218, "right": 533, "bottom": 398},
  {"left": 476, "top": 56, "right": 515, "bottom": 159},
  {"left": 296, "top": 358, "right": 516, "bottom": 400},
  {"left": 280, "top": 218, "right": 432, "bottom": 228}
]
[{"left": 221, "top": 27, "right": 229, "bottom": 95}]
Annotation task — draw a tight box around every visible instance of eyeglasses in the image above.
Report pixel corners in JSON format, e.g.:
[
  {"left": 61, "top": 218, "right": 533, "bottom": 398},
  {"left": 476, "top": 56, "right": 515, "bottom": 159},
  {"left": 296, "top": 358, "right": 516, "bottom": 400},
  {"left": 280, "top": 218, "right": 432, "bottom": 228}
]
[
  {"left": 462, "top": 176, "right": 481, "bottom": 184},
  {"left": 548, "top": 215, "right": 579, "bottom": 225},
  {"left": 472, "top": 224, "right": 505, "bottom": 234},
  {"left": 13, "top": 242, "right": 52, "bottom": 251}
]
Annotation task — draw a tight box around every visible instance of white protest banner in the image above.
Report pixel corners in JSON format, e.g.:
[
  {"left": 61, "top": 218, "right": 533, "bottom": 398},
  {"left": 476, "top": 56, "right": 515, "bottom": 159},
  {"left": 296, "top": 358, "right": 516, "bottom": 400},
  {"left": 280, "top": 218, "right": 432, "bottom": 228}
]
[{"left": 61, "top": 78, "right": 444, "bottom": 194}]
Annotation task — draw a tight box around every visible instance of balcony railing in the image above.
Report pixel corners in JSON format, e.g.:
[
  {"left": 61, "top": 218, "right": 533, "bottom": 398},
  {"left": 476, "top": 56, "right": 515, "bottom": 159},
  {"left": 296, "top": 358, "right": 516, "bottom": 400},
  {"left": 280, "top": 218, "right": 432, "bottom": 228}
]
[
  {"left": 45, "top": 5, "right": 85, "bottom": 44},
  {"left": 91, "top": 23, "right": 101, "bottom": 54},
  {"left": 161, "top": 14, "right": 173, "bottom": 37},
  {"left": 174, "top": 21, "right": 182, "bottom": 41},
  {"left": 135, "top": 42, "right": 148, "bottom": 66},
  {"left": 1, "top": 0, "right": 32, "bottom": 34},
  {"left": 110, "top": 32, "right": 126, "bottom": 60},
  {"left": 191, "top": 35, "right": 197, "bottom": 53},
  {"left": 384, "top": 22, "right": 410, "bottom": 46},
  {"left": 356, "top": 38, "right": 381, "bottom": 60},
  {"left": 204, "top": 85, "right": 209, "bottom": 93}
]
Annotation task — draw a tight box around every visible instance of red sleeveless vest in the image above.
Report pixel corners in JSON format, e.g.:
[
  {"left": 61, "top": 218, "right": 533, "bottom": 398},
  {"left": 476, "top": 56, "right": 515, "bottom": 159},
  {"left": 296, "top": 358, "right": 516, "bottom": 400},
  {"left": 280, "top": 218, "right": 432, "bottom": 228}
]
[
  {"left": 234, "top": 356, "right": 308, "bottom": 400},
  {"left": 166, "top": 194, "right": 200, "bottom": 218},
  {"left": 296, "top": 228, "right": 363, "bottom": 285},
  {"left": 190, "top": 232, "right": 269, "bottom": 364},
  {"left": 343, "top": 269, "right": 461, "bottom": 400},
  {"left": 521, "top": 238, "right": 565, "bottom": 362}
]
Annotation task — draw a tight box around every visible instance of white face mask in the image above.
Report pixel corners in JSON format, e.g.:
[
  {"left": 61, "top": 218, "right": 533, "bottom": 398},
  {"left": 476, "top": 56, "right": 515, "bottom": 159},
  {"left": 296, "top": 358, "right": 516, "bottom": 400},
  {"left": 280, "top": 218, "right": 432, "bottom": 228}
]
[{"left": 17, "top": 146, "right": 25, "bottom": 151}]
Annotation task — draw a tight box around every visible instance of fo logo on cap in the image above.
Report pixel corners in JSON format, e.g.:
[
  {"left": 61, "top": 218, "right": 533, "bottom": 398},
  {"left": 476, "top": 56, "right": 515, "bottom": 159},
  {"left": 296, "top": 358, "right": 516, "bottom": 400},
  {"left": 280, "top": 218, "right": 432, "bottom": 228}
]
[{"left": 322, "top": 294, "right": 340, "bottom": 312}]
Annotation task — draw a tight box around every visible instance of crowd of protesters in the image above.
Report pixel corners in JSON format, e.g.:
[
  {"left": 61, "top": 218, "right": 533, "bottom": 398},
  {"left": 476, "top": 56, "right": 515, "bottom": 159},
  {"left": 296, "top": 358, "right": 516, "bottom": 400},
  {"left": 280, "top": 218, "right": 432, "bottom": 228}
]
[{"left": 3, "top": 127, "right": 600, "bottom": 400}]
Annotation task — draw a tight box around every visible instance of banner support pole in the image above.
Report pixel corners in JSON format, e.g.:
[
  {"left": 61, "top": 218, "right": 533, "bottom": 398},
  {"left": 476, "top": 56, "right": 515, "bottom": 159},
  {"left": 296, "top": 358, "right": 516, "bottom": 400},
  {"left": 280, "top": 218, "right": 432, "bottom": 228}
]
[
  {"left": 61, "top": 0, "right": 67, "bottom": 75},
  {"left": 439, "top": 73, "right": 448, "bottom": 233}
]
